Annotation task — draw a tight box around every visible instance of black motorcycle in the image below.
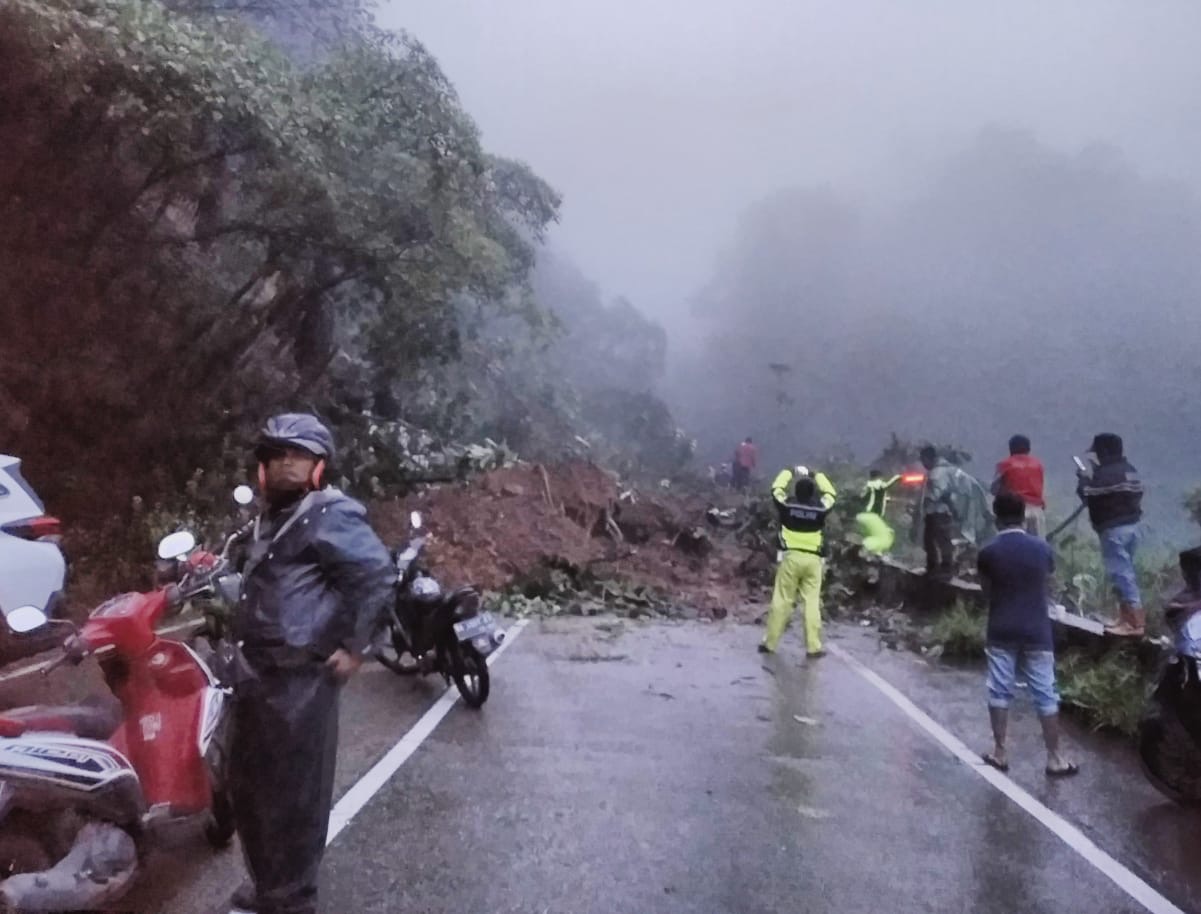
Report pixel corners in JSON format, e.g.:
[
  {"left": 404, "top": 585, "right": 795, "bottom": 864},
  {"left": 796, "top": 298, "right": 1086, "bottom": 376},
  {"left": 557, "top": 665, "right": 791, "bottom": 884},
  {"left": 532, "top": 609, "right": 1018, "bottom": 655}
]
[
  {"left": 374, "top": 511, "right": 503, "bottom": 708},
  {"left": 1138, "top": 548, "right": 1201, "bottom": 805}
]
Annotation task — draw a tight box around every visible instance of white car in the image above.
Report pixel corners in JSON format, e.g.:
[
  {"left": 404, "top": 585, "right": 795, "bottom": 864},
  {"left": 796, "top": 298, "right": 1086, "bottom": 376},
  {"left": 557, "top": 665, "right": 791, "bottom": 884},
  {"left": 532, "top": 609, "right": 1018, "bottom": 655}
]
[{"left": 0, "top": 455, "right": 67, "bottom": 625}]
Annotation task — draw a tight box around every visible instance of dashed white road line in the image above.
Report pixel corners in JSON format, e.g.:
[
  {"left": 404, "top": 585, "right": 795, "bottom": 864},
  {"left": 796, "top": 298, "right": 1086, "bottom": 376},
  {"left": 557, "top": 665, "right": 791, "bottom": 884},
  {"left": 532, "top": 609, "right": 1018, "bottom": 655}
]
[
  {"left": 326, "top": 619, "right": 529, "bottom": 845},
  {"left": 828, "top": 643, "right": 1186, "bottom": 914},
  {"left": 0, "top": 617, "right": 201, "bottom": 685}
]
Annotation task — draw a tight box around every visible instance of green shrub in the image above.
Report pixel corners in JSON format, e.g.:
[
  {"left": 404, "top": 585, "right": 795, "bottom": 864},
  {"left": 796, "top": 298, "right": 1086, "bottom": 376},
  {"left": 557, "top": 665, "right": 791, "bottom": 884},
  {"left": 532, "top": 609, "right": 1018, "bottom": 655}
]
[
  {"left": 928, "top": 601, "right": 986, "bottom": 659},
  {"left": 1056, "top": 647, "right": 1147, "bottom": 736}
]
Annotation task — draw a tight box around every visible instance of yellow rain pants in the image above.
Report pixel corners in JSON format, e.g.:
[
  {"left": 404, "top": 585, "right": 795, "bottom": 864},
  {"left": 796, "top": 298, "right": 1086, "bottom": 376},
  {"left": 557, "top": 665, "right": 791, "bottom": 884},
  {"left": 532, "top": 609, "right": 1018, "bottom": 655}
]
[
  {"left": 763, "top": 550, "right": 824, "bottom": 653},
  {"left": 856, "top": 511, "right": 896, "bottom": 555}
]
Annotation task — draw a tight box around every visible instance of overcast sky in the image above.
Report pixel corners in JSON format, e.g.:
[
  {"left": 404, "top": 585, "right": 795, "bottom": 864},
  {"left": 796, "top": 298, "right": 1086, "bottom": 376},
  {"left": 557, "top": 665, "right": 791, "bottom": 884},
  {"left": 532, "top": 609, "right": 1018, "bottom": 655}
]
[{"left": 381, "top": 1, "right": 1201, "bottom": 326}]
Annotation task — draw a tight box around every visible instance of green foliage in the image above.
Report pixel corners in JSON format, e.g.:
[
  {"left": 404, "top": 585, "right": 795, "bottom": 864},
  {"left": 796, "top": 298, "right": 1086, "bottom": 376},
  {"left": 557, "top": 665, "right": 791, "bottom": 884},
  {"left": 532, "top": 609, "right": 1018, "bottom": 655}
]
[
  {"left": 1057, "top": 647, "right": 1147, "bottom": 736},
  {"left": 927, "top": 601, "right": 987, "bottom": 659},
  {"left": 0, "top": 0, "right": 559, "bottom": 521}
]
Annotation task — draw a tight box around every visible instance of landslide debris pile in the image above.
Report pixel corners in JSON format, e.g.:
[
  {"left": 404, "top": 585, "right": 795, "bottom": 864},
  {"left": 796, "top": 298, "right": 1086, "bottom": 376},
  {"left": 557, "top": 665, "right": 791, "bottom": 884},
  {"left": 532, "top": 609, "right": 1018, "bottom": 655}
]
[{"left": 370, "top": 462, "right": 767, "bottom": 620}]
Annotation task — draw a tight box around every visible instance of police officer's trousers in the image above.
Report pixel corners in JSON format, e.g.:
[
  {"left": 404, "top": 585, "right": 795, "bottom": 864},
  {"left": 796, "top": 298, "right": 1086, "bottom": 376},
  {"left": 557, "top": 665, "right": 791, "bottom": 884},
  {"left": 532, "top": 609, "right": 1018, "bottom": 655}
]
[{"left": 763, "top": 550, "right": 824, "bottom": 653}]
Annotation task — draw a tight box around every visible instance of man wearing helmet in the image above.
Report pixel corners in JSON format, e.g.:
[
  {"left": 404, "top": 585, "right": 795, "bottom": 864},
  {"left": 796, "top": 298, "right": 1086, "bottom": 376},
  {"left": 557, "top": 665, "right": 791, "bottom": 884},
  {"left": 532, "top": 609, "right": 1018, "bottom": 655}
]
[{"left": 229, "top": 414, "right": 394, "bottom": 914}]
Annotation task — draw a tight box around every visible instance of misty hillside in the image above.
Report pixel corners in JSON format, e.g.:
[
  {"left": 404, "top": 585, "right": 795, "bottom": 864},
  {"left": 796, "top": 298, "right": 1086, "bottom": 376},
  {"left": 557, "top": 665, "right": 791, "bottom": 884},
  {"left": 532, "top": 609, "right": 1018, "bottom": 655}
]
[
  {"left": 670, "top": 128, "right": 1201, "bottom": 539},
  {"left": 5, "top": 0, "right": 1201, "bottom": 550},
  {"left": 0, "top": 0, "right": 687, "bottom": 530}
]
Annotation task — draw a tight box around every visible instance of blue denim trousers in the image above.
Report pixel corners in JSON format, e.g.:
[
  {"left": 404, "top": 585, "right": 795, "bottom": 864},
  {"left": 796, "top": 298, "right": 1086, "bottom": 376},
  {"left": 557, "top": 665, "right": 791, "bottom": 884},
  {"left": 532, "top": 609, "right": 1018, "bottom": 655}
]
[
  {"left": 986, "top": 646, "right": 1059, "bottom": 717},
  {"left": 1099, "top": 523, "right": 1142, "bottom": 607}
]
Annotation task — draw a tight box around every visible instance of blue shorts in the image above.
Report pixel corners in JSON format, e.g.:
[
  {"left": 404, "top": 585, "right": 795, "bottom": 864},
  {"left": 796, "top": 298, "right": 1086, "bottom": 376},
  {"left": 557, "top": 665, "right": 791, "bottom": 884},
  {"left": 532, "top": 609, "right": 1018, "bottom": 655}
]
[{"left": 986, "top": 646, "right": 1059, "bottom": 717}]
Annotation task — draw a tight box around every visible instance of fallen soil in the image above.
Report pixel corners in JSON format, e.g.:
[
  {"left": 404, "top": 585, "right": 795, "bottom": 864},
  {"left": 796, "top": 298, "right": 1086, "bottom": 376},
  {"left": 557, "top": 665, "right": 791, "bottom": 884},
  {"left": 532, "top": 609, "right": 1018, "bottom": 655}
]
[{"left": 370, "top": 461, "right": 766, "bottom": 620}]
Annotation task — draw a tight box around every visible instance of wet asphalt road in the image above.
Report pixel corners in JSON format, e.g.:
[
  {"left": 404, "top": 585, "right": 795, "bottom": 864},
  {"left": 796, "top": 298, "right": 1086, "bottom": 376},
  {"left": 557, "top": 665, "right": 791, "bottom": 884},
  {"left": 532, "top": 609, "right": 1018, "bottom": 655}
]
[
  {"left": 2, "top": 617, "right": 1198, "bottom": 913},
  {"left": 313, "top": 620, "right": 1165, "bottom": 914}
]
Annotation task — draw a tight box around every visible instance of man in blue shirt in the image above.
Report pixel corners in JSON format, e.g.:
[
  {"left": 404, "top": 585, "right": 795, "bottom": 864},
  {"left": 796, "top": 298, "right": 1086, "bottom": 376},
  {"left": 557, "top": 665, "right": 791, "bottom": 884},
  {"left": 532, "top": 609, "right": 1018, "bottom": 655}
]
[{"left": 977, "top": 492, "right": 1078, "bottom": 777}]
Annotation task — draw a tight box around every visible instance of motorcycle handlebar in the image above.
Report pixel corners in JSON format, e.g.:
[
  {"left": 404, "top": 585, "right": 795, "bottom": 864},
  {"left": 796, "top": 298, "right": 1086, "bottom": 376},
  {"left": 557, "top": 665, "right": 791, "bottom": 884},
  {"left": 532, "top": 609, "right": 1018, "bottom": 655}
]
[
  {"left": 220, "top": 519, "right": 256, "bottom": 562},
  {"left": 43, "top": 635, "right": 88, "bottom": 677}
]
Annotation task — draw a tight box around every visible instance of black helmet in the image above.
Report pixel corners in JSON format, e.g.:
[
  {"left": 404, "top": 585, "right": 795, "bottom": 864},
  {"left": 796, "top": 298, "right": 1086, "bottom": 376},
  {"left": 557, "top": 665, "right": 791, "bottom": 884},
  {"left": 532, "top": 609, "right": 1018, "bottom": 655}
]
[{"left": 255, "top": 413, "right": 335, "bottom": 463}]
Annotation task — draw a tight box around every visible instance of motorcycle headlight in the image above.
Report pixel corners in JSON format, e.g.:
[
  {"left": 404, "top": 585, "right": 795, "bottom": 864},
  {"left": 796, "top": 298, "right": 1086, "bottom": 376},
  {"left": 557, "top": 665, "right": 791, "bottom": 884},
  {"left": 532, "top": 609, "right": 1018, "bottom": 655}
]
[{"left": 409, "top": 576, "right": 442, "bottom": 602}]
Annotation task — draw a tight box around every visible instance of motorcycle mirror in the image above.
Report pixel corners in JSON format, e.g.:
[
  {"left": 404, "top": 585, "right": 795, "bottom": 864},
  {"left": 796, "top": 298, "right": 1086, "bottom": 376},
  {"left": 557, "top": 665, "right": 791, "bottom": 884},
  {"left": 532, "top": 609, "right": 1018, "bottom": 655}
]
[
  {"left": 410, "top": 511, "right": 423, "bottom": 531},
  {"left": 233, "top": 485, "right": 255, "bottom": 506},
  {"left": 157, "top": 530, "right": 197, "bottom": 561},
  {"left": 7, "top": 605, "right": 48, "bottom": 634}
]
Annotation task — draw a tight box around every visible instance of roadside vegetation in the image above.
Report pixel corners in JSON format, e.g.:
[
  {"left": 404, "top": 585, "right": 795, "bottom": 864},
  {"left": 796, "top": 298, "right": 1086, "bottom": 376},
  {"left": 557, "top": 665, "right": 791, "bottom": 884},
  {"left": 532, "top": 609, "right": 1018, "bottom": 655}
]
[
  {"left": 1056, "top": 647, "right": 1147, "bottom": 737},
  {"left": 926, "top": 602, "right": 987, "bottom": 660}
]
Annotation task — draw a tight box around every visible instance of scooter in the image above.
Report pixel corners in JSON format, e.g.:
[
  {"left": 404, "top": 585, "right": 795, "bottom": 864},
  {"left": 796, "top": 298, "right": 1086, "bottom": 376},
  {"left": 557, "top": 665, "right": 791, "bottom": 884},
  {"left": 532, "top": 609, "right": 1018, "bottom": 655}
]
[
  {"left": 0, "top": 489, "right": 252, "bottom": 911},
  {"left": 1138, "top": 547, "right": 1201, "bottom": 805},
  {"left": 373, "top": 511, "right": 503, "bottom": 708}
]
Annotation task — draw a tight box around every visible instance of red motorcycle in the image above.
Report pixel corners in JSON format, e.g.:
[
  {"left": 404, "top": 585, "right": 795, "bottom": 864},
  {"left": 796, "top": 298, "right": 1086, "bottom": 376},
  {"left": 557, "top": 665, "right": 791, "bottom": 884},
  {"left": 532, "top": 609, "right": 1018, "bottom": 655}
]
[{"left": 0, "top": 521, "right": 245, "bottom": 912}]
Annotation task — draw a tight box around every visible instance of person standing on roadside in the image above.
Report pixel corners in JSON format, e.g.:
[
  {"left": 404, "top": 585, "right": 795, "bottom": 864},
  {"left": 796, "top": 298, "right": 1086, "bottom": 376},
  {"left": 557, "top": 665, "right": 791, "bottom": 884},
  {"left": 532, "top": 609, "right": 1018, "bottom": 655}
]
[
  {"left": 991, "top": 434, "right": 1046, "bottom": 537},
  {"left": 759, "top": 466, "right": 837, "bottom": 658},
  {"left": 979, "top": 492, "right": 1078, "bottom": 778},
  {"left": 914, "top": 445, "right": 994, "bottom": 581},
  {"left": 229, "top": 414, "right": 395, "bottom": 914},
  {"left": 1077, "top": 432, "right": 1145, "bottom": 637},
  {"left": 916, "top": 446, "right": 959, "bottom": 580},
  {"left": 732, "top": 436, "right": 758, "bottom": 491}
]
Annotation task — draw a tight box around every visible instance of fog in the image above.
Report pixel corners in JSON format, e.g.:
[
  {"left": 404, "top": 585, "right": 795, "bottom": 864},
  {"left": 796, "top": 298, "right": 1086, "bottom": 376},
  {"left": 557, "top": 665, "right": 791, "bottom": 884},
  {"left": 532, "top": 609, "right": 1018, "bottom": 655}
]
[
  {"left": 383, "top": 0, "right": 1201, "bottom": 534},
  {"left": 386, "top": 0, "right": 1201, "bottom": 325}
]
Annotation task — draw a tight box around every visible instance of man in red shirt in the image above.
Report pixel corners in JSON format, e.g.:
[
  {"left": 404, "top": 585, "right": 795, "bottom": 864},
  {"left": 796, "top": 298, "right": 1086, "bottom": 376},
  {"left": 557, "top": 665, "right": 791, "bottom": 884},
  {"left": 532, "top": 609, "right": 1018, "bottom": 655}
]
[
  {"left": 992, "top": 434, "right": 1046, "bottom": 537},
  {"left": 732, "top": 437, "right": 758, "bottom": 491}
]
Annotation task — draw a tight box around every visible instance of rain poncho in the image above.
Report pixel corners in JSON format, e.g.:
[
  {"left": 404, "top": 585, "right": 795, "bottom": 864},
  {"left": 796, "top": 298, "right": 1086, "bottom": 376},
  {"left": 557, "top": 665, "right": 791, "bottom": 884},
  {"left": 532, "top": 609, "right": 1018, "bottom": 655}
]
[{"left": 911, "top": 459, "right": 995, "bottom": 546}]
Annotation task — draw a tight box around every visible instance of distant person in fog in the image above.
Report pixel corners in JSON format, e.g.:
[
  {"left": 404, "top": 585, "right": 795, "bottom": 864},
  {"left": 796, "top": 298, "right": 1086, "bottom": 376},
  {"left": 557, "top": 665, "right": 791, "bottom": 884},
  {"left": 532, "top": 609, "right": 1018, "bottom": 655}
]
[{"left": 732, "top": 437, "right": 758, "bottom": 490}]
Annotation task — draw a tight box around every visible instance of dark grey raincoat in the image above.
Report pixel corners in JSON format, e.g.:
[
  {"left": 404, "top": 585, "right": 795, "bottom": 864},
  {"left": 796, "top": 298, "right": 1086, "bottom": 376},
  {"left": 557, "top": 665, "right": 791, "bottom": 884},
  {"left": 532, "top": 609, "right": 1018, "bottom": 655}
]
[{"left": 230, "top": 488, "right": 394, "bottom": 914}]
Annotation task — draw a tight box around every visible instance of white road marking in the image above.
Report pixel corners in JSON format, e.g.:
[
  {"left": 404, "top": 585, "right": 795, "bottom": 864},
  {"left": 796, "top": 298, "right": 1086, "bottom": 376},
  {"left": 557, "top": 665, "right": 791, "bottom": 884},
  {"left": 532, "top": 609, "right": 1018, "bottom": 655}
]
[
  {"left": 828, "top": 643, "right": 1186, "bottom": 914},
  {"left": 0, "top": 618, "right": 200, "bottom": 685},
  {"left": 326, "top": 619, "right": 529, "bottom": 845}
]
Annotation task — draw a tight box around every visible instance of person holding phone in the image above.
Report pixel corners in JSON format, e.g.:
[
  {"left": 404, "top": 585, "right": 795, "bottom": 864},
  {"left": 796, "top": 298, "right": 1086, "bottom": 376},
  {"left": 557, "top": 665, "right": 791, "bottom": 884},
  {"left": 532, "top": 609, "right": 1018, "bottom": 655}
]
[{"left": 1076, "top": 433, "right": 1145, "bottom": 637}]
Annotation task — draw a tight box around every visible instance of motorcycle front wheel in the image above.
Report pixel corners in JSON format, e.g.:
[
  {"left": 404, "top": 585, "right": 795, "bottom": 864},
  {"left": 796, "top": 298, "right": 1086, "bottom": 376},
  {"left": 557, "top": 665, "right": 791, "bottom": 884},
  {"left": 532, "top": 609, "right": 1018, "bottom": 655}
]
[
  {"left": 1138, "top": 703, "right": 1201, "bottom": 806},
  {"left": 444, "top": 639, "right": 490, "bottom": 708},
  {"left": 0, "top": 812, "right": 54, "bottom": 877}
]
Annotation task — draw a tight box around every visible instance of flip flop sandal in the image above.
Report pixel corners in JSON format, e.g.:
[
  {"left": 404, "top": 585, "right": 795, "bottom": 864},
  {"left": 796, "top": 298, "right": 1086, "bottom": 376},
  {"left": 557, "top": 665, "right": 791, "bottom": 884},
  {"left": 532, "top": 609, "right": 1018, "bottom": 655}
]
[
  {"left": 981, "top": 753, "right": 1010, "bottom": 773},
  {"left": 1046, "top": 762, "right": 1080, "bottom": 778}
]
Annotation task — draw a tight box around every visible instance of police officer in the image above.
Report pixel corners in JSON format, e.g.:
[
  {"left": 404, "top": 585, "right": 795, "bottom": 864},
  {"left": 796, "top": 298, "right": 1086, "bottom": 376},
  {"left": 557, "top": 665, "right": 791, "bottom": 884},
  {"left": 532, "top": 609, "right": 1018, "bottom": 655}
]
[
  {"left": 857, "top": 469, "right": 902, "bottom": 555},
  {"left": 229, "top": 414, "right": 394, "bottom": 914},
  {"left": 759, "top": 466, "right": 837, "bottom": 658}
]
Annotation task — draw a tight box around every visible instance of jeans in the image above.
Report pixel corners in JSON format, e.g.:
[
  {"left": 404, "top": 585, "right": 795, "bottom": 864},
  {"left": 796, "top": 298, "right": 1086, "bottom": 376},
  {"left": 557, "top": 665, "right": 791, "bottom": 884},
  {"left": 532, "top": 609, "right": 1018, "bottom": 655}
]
[
  {"left": 1099, "top": 523, "right": 1142, "bottom": 607},
  {"left": 986, "top": 646, "right": 1059, "bottom": 717}
]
